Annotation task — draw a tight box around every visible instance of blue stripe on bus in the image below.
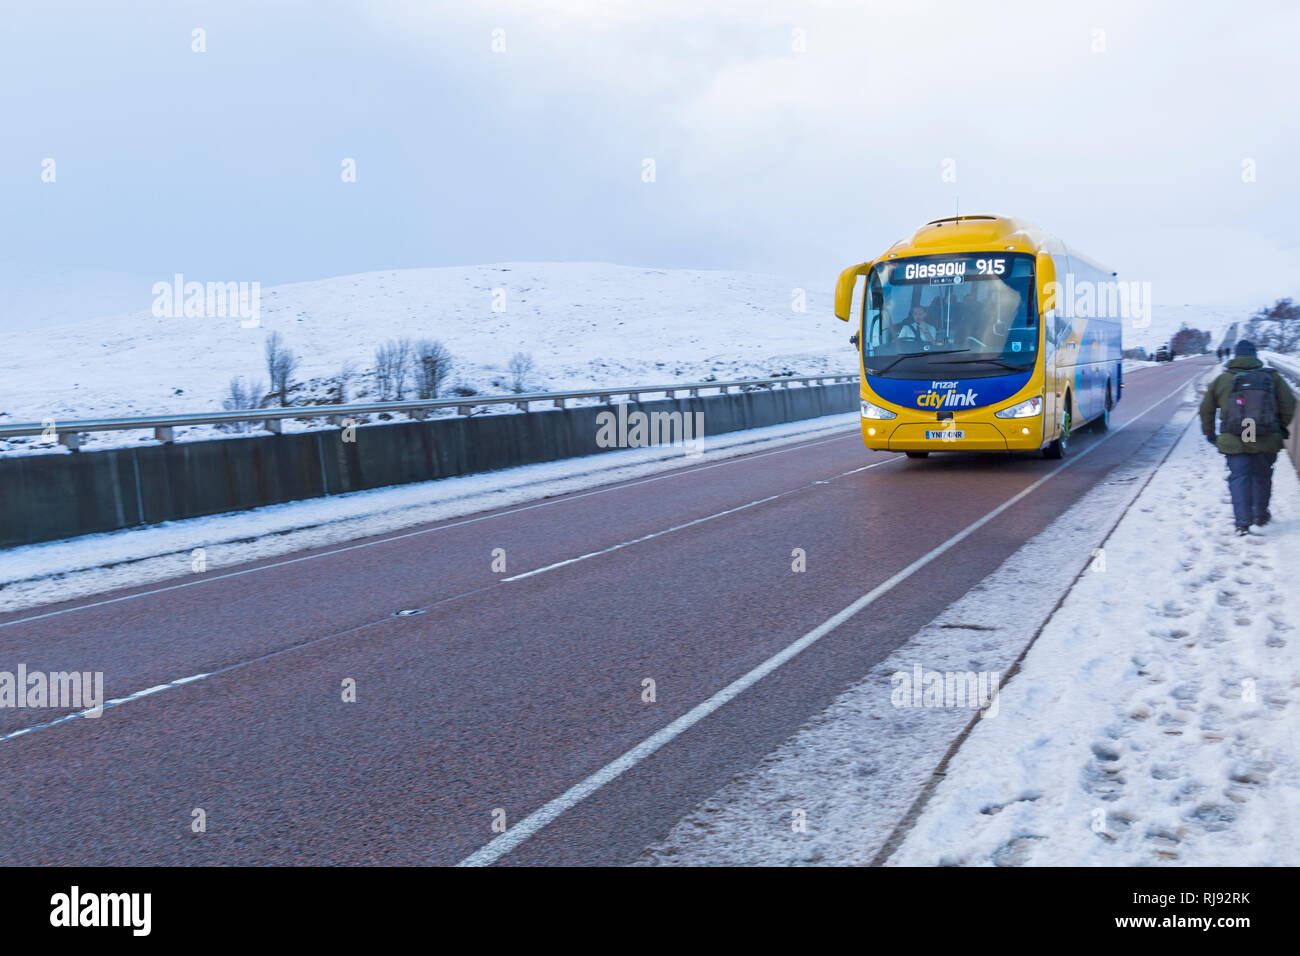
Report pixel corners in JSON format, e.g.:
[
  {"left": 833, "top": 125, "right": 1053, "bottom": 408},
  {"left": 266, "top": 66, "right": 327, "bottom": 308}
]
[{"left": 865, "top": 371, "right": 1033, "bottom": 412}]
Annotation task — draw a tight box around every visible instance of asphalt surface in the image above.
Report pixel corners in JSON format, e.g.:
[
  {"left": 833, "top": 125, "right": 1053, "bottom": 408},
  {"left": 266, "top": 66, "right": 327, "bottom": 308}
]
[{"left": 0, "top": 357, "right": 1212, "bottom": 865}]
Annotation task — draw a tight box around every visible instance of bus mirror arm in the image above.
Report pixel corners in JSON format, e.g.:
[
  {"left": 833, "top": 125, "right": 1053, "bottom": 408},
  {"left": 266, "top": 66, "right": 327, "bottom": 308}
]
[{"left": 834, "top": 262, "right": 872, "bottom": 322}]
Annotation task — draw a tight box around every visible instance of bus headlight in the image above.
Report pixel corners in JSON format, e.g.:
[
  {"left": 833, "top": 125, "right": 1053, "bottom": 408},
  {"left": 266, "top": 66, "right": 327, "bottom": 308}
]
[
  {"left": 860, "top": 399, "right": 897, "bottom": 420},
  {"left": 995, "top": 396, "right": 1042, "bottom": 419}
]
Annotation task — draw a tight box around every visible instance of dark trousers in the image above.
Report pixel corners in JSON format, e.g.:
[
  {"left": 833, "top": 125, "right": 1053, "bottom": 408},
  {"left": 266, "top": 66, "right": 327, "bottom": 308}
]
[{"left": 1225, "top": 452, "right": 1277, "bottom": 527}]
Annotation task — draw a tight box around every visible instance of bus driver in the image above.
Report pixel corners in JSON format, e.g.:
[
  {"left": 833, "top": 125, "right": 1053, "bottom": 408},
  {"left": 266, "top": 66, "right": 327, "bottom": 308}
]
[{"left": 893, "top": 304, "right": 942, "bottom": 346}]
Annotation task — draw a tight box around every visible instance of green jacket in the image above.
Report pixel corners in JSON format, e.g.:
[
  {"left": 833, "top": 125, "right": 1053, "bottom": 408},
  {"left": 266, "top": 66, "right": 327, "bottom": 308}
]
[{"left": 1199, "top": 356, "right": 1296, "bottom": 454}]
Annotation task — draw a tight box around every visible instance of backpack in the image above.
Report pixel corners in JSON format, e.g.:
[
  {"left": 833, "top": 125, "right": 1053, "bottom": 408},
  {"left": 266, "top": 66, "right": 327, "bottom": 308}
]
[{"left": 1220, "top": 368, "right": 1280, "bottom": 437}]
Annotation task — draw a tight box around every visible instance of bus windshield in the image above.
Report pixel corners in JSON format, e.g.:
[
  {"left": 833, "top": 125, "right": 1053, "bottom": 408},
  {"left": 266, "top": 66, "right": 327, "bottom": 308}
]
[{"left": 862, "top": 252, "right": 1038, "bottom": 379}]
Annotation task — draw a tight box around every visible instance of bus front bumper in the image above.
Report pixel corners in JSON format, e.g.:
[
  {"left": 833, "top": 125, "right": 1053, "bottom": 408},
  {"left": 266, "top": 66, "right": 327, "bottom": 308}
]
[{"left": 860, "top": 419, "right": 1044, "bottom": 453}]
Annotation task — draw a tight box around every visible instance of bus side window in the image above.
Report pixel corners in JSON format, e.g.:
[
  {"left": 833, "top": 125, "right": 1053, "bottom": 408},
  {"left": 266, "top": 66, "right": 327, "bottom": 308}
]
[{"left": 1054, "top": 311, "right": 1072, "bottom": 348}]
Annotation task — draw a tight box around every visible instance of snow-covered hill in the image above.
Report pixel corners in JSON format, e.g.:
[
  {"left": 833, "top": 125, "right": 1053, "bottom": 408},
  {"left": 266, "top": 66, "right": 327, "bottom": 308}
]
[
  {"left": 0, "top": 262, "right": 1246, "bottom": 454},
  {"left": 0, "top": 263, "right": 852, "bottom": 453}
]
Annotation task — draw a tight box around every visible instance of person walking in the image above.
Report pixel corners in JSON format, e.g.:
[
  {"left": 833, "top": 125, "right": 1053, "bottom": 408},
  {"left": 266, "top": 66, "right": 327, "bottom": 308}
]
[{"left": 1199, "top": 340, "right": 1296, "bottom": 535}]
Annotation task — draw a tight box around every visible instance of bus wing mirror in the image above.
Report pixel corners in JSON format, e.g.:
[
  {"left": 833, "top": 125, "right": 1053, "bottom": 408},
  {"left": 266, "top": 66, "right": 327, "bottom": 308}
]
[{"left": 834, "top": 262, "right": 872, "bottom": 322}]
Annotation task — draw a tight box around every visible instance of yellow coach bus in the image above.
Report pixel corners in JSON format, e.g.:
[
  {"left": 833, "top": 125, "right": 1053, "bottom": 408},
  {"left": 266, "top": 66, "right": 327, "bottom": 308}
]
[{"left": 834, "top": 215, "right": 1122, "bottom": 459}]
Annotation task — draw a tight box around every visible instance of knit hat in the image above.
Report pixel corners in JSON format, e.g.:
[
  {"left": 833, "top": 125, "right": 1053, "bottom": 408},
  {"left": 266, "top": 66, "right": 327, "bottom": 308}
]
[{"left": 1234, "top": 340, "right": 1258, "bottom": 358}]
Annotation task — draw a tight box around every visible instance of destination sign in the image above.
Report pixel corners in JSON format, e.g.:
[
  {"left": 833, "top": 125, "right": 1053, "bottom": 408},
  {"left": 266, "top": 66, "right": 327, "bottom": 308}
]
[{"left": 891, "top": 255, "right": 1014, "bottom": 286}]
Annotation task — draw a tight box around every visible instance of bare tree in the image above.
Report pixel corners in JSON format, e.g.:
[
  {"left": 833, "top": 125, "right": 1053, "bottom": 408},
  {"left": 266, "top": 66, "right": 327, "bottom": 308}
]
[
  {"left": 264, "top": 331, "right": 299, "bottom": 407},
  {"left": 507, "top": 351, "right": 534, "bottom": 394},
  {"left": 1170, "top": 325, "right": 1210, "bottom": 356},
  {"left": 1245, "top": 298, "right": 1300, "bottom": 354},
  {"left": 333, "top": 359, "right": 358, "bottom": 405},
  {"left": 414, "top": 340, "right": 454, "bottom": 399},
  {"left": 222, "top": 376, "right": 266, "bottom": 432},
  {"left": 374, "top": 338, "right": 412, "bottom": 400}
]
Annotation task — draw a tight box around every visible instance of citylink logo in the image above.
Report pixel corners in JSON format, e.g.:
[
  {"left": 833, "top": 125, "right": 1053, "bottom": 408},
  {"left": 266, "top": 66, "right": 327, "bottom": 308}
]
[{"left": 916, "top": 380, "right": 979, "bottom": 409}]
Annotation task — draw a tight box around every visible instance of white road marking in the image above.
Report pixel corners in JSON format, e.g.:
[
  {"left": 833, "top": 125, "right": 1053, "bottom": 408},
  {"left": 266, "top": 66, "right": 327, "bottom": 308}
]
[
  {"left": 0, "top": 445, "right": 884, "bottom": 747},
  {"left": 503, "top": 457, "right": 900, "bottom": 582},
  {"left": 457, "top": 373, "right": 1198, "bottom": 866},
  {"left": 0, "top": 364, "right": 1189, "bottom": 629},
  {"left": 0, "top": 428, "right": 862, "bottom": 630},
  {"left": 0, "top": 370, "right": 1203, "bottom": 774},
  {"left": 0, "top": 671, "right": 211, "bottom": 744}
]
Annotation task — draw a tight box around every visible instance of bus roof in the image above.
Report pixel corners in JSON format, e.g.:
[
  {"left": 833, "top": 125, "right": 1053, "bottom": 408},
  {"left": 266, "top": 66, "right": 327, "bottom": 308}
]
[
  {"left": 834, "top": 215, "right": 1117, "bottom": 321},
  {"left": 879, "top": 215, "right": 1061, "bottom": 260},
  {"left": 876, "top": 215, "right": 1114, "bottom": 278}
]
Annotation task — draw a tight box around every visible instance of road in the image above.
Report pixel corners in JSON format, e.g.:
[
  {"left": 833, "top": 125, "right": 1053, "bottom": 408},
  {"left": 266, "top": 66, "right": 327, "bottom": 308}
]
[{"left": 0, "top": 357, "right": 1212, "bottom": 865}]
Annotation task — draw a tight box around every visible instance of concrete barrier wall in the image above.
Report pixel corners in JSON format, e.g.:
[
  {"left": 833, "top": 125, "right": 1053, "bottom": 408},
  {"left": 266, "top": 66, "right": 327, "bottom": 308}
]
[{"left": 0, "top": 383, "right": 858, "bottom": 548}]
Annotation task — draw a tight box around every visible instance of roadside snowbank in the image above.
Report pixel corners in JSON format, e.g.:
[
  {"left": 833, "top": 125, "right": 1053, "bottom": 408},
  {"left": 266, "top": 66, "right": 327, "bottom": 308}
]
[{"left": 891, "top": 424, "right": 1300, "bottom": 866}]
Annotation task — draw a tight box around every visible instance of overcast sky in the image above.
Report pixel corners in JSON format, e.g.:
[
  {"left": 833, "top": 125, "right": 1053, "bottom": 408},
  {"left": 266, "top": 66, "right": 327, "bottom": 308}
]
[{"left": 2, "top": 0, "right": 1298, "bottom": 331}]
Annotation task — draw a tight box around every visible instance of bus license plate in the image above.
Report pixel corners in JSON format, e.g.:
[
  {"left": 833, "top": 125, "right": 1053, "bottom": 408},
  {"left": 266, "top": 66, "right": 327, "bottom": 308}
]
[{"left": 925, "top": 430, "right": 964, "bottom": 440}]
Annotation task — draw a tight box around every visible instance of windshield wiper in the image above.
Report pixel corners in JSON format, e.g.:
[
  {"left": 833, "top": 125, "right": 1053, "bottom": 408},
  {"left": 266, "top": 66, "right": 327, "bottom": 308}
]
[
  {"left": 869, "top": 349, "right": 968, "bottom": 375},
  {"left": 943, "top": 357, "right": 1031, "bottom": 372}
]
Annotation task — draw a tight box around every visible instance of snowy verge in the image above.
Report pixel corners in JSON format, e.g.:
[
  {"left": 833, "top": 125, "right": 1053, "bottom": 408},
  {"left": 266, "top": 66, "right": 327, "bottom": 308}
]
[
  {"left": 888, "top": 419, "right": 1300, "bottom": 866},
  {"left": 637, "top": 392, "right": 1205, "bottom": 866},
  {"left": 0, "top": 412, "right": 858, "bottom": 614}
]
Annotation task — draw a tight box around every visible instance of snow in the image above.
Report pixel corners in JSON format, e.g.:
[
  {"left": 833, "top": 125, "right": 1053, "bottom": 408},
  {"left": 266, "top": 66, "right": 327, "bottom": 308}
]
[
  {"left": 0, "top": 262, "right": 1242, "bottom": 455},
  {"left": 891, "top": 421, "right": 1300, "bottom": 865},
  {"left": 1263, "top": 351, "right": 1300, "bottom": 381},
  {"left": 0, "top": 410, "right": 858, "bottom": 614},
  {"left": 641, "top": 366, "right": 1300, "bottom": 867},
  {"left": 0, "top": 263, "right": 853, "bottom": 455},
  {"left": 637, "top": 382, "right": 1207, "bottom": 866},
  {"left": 1125, "top": 304, "right": 1244, "bottom": 356}
]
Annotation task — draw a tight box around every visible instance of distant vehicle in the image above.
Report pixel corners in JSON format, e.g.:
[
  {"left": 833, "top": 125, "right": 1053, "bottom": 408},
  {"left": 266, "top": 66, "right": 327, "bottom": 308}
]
[
  {"left": 1154, "top": 345, "right": 1172, "bottom": 362},
  {"left": 834, "top": 214, "right": 1122, "bottom": 460}
]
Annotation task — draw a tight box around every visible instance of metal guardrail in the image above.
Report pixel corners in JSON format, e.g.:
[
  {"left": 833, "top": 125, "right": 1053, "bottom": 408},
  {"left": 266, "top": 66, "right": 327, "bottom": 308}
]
[
  {"left": 1266, "top": 353, "right": 1300, "bottom": 381},
  {"left": 0, "top": 373, "right": 858, "bottom": 451},
  {"left": 1263, "top": 352, "right": 1300, "bottom": 475}
]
